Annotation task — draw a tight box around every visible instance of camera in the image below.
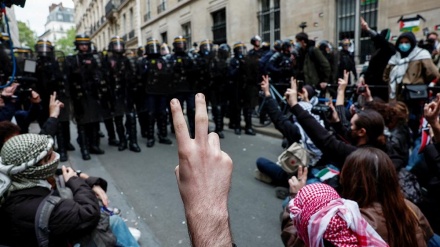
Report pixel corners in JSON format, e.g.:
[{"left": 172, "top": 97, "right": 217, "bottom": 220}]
[
  {"left": 311, "top": 104, "right": 333, "bottom": 118},
  {"left": 297, "top": 80, "right": 304, "bottom": 92},
  {"left": 1, "top": 0, "right": 26, "bottom": 7},
  {"left": 357, "top": 86, "right": 366, "bottom": 93}
]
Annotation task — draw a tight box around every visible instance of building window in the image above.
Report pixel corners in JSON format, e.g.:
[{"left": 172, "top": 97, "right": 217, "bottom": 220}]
[
  {"left": 158, "top": 0, "right": 166, "bottom": 14},
  {"left": 182, "top": 22, "right": 191, "bottom": 48},
  {"left": 161, "top": 32, "right": 167, "bottom": 44},
  {"left": 144, "top": 0, "right": 151, "bottom": 22},
  {"left": 258, "top": 0, "right": 280, "bottom": 44},
  {"left": 57, "top": 14, "right": 63, "bottom": 21},
  {"left": 122, "top": 13, "right": 127, "bottom": 36},
  {"left": 337, "top": 0, "right": 378, "bottom": 63},
  {"left": 130, "top": 8, "right": 134, "bottom": 29},
  {"left": 212, "top": 9, "right": 226, "bottom": 44}
]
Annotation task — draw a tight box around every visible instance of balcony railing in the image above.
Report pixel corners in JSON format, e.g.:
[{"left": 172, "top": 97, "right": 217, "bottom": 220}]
[
  {"left": 128, "top": 30, "right": 135, "bottom": 39},
  {"left": 157, "top": 2, "right": 166, "bottom": 14}
]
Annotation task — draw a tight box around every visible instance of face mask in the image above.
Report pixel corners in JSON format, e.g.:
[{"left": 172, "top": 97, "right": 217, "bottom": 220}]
[
  {"left": 295, "top": 43, "right": 301, "bottom": 49},
  {"left": 399, "top": 43, "right": 411, "bottom": 52}
]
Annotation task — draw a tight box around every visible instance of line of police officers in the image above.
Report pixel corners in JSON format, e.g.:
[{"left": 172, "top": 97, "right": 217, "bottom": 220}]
[{"left": 1, "top": 32, "right": 301, "bottom": 161}]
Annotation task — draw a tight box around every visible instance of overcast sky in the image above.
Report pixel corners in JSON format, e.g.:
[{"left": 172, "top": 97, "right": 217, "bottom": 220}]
[{"left": 14, "top": 0, "right": 75, "bottom": 36}]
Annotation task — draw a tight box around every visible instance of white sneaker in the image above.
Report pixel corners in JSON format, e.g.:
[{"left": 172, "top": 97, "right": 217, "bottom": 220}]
[{"left": 128, "top": 227, "right": 141, "bottom": 242}]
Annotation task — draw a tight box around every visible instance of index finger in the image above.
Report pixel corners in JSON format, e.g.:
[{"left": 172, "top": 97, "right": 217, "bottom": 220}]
[
  {"left": 290, "top": 77, "right": 296, "bottom": 89},
  {"left": 170, "top": 98, "right": 190, "bottom": 147}
]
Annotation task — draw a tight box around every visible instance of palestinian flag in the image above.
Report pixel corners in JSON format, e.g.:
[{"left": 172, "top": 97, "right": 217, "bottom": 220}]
[
  {"left": 316, "top": 167, "right": 340, "bottom": 182},
  {"left": 398, "top": 15, "right": 425, "bottom": 33},
  {"left": 435, "top": 25, "right": 440, "bottom": 31}
]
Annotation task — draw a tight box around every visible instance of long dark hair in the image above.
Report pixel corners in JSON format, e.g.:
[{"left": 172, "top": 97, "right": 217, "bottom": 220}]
[
  {"left": 354, "top": 110, "right": 386, "bottom": 148},
  {"left": 340, "top": 147, "right": 419, "bottom": 247}
]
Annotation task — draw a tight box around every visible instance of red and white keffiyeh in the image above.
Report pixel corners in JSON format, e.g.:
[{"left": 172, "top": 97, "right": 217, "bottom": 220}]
[{"left": 289, "top": 183, "right": 389, "bottom": 247}]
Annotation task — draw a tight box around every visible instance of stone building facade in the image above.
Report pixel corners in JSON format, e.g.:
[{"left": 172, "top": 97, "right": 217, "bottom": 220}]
[
  {"left": 73, "top": 0, "right": 440, "bottom": 62},
  {"left": 39, "top": 3, "right": 75, "bottom": 43}
]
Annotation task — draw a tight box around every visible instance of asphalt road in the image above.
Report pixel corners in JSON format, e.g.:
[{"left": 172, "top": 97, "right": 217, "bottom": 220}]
[{"left": 54, "top": 122, "right": 285, "bottom": 247}]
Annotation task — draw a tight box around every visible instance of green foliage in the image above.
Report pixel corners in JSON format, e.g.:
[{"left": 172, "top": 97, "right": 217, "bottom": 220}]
[
  {"left": 17, "top": 21, "right": 36, "bottom": 50},
  {"left": 55, "top": 27, "right": 76, "bottom": 55}
]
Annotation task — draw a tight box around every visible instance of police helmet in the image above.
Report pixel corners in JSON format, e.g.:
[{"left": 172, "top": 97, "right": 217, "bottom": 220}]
[
  {"left": 233, "top": 42, "right": 247, "bottom": 58},
  {"left": 250, "top": 35, "right": 262, "bottom": 47},
  {"left": 1, "top": 32, "right": 11, "bottom": 49},
  {"left": 281, "top": 39, "right": 293, "bottom": 54},
  {"left": 35, "top": 39, "right": 53, "bottom": 57},
  {"left": 318, "top": 40, "right": 333, "bottom": 54},
  {"left": 145, "top": 38, "right": 160, "bottom": 56},
  {"left": 273, "top": 40, "right": 282, "bottom": 52},
  {"left": 173, "top": 36, "right": 187, "bottom": 53},
  {"left": 137, "top": 46, "right": 144, "bottom": 57},
  {"left": 218, "top": 43, "right": 231, "bottom": 60},
  {"left": 108, "top": 36, "right": 125, "bottom": 53},
  {"left": 261, "top": 41, "right": 270, "bottom": 51},
  {"left": 160, "top": 43, "right": 170, "bottom": 56},
  {"left": 199, "top": 39, "right": 213, "bottom": 56},
  {"left": 14, "top": 47, "right": 34, "bottom": 60},
  {"left": 74, "top": 34, "right": 91, "bottom": 51}
]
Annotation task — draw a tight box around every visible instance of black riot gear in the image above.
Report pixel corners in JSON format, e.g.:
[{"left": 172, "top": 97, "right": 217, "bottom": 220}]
[
  {"left": 137, "top": 46, "right": 144, "bottom": 57},
  {"left": 261, "top": 41, "right": 270, "bottom": 52},
  {"left": 74, "top": 34, "right": 91, "bottom": 52},
  {"left": 274, "top": 40, "right": 282, "bottom": 52},
  {"left": 172, "top": 36, "right": 187, "bottom": 53},
  {"left": 35, "top": 39, "right": 53, "bottom": 57},
  {"left": 160, "top": 43, "right": 170, "bottom": 56},
  {"left": 199, "top": 39, "right": 214, "bottom": 57},
  {"left": 1, "top": 32, "right": 11, "bottom": 49},
  {"left": 281, "top": 39, "right": 293, "bottom": 55},
  {"left": 145, "top": 38, "right": 160, "bottom": 56},
  {"left": 218, "top": 43, "right": 231, "bottom": 60},
  {"left": 233, "top": 42, "right": 247, "bottom": 59},
  {"left": 108, "top": 36, "right": 125, "bottom": 54}
]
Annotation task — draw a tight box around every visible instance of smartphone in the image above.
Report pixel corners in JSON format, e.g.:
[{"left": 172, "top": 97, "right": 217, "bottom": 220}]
[{"left": 297, "top": 80, "right": 304, "bottom": 92}]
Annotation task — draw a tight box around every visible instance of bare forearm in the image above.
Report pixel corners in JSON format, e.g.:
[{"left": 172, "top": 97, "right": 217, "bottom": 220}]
[
  {"left": 186, "top": 208, "right": 233, "bottom": 247},
  {"left": 336, "top": 88, "right": 346, "bottom": 106}
]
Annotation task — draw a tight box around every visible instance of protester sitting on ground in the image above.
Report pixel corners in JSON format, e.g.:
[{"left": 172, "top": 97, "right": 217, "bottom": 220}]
[
  {"left": 282, "top": 148, "right": 434, "bottom": 247},
  {"left": 284, "top": 77, "right": 405, "bottom": 170},
  {"left": 0, "top": 134, "right": 139, "bottom": 246},
  {"left": 254, "top": 75, "right": 323, "bottom": 187},
  {"left": 171, "top": 93, "right": 235, "bottom": 247},
  {"left": 285, "top": 182, "right": 388, "bottom": 247}
]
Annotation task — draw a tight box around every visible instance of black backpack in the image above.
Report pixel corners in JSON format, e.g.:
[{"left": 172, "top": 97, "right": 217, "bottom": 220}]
[{"left": 35, "top": 176, "right": 117, "bottom": 247}]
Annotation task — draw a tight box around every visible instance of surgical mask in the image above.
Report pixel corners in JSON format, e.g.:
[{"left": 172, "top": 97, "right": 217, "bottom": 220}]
[
  {"left": 295, "top": 43, "right": 301, "bottom": 49},
  {"left": 399, "top": 43, "right": 411, "bottom": 52}
]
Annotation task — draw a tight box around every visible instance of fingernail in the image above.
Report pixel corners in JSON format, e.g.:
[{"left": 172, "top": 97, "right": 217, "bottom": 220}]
[
  {"left": 197, "top": 93, "right": 205, "bottom": 99},
  {"left": 171, "top": 99, "right": 178, "bottom": 105}
]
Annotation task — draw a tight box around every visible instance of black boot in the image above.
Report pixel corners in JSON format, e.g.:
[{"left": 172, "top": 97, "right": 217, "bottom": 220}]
[
  {"left": 127, "top": 112, "right": 141, "bottom": 152},
  {"left": 157, "top": 112, "right": 172, "bottom": 145},
  {"left": 244, "top": 108, "right": 256, "bottom": 136},
  {"left": 104, "top": 118, "right": 119, "bottom": 146},
  {"left": 89, "top": 123, "right": 105, "bottom": 155},
  {"left": 78, "top": 125, "right": 91, "bottom": 160},
  {"left": 56, "top": 124, "right": 68, "bottom": 162},
  {"left": 115, "top": 117, "right": 127, "bottom": 151},
  {"left": 62, "top": 122, "right": 75, "bottom": 151},
  {"left": 213, "top": 106, "right": 225, "bottom": 139},
  {"left": 146, "top": 112, "right": 155, "bottom": 148},
  {"left": 138, "top": 112, "right": 148, "bottom": 138}
]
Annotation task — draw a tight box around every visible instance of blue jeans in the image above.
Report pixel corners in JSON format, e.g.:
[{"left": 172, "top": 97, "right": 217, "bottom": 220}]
[
  {"left": 256, "top": 157, "right": 289, "bottom": 187},
  {"left": 109, "top": 215, "right": 140, "bottom": 247}
]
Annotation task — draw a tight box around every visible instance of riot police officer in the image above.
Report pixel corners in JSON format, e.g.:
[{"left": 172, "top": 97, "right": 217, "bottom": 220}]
[
  {"left": 210, "top": 43, "right": 230, "bottom": 138},
  {"left": 103, "top": 36, "right": 141, "bottom": 152},
  {"left": 34, "top": 39, "right": 73, "bottom": 161},
  {"left": 67, "top": 34, "right": 108, "bottom": 160},
  {"left": 137, "top": 38, "right": 173, "bottom": 147},
  {"left": 169, "top": 36, "right": 196, "bottom": 137},
  {"left": 267, "top": 39, "right": 295, "bottom": 93},
  {"left": 228, "top": 42, "right": 255, "bottom": 135}
]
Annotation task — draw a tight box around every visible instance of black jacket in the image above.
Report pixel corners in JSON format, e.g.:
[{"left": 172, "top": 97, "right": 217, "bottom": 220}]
[
  {"left": 0, "top": 176, "right": 107, "bottom": 247},
  {"left": 264, "top": 97, "right": 301, "bottom": 145},
  {"left": 290, "top": 104, "right": 404, "bottom": 170}
]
